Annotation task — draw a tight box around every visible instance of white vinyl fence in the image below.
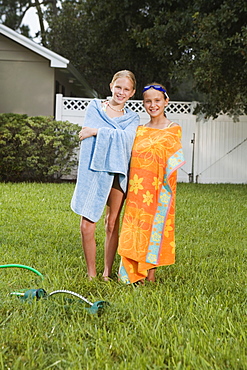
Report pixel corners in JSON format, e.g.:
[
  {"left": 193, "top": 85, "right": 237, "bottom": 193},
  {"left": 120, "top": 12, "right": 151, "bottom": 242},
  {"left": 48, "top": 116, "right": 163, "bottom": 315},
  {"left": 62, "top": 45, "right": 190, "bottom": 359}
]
[{"left": 56, "top": 94, "right": 247, "bottom": 184}]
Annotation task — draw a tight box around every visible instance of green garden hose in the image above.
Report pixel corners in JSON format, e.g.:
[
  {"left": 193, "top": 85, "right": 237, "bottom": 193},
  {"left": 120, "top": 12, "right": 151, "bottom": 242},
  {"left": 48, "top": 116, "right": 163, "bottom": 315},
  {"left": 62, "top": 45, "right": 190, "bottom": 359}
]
[
  {"left": 0, "top": 264, "right": 44, "bottom": 280},
  {"left": 1, "top": 265, "right": 109, "bottom": 314}
]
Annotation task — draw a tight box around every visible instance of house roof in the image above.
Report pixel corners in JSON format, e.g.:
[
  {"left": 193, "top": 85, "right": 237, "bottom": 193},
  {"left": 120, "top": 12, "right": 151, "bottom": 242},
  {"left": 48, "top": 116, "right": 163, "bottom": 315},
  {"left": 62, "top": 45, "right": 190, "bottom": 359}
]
[
  {"left": 0, "top": 23, "right": 98, "bottom": 97},
  {"left": 0, "top": 23, "right": 69, "bottom": 68}
]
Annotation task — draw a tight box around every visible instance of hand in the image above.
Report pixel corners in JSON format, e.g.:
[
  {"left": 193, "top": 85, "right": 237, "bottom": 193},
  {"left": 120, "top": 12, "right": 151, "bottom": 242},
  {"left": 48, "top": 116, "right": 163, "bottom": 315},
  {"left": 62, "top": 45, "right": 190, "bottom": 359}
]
[{"left": 79, "top": 127, "right": 98, "bottom": 140}]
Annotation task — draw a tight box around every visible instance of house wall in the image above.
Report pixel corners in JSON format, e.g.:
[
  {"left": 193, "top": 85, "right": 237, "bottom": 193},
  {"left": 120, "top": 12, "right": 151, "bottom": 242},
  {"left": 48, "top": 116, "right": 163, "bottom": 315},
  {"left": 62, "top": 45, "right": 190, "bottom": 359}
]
[{"left": 0, "top": 34, "right": 54, "bottom": 116}]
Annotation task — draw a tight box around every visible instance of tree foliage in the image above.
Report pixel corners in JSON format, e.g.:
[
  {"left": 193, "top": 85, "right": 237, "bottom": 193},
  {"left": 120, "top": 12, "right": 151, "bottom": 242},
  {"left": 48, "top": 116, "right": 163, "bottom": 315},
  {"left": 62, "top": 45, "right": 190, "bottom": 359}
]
[
  {"left": 46, "top": 0, "right": 174, "bottom": 98},
  {"left": 128, "top": 0, "right": 247, "bottom": 117},
  {"left": 177, "top": 0, "right": 247, "bottom": 117},
  {"left": 1, "top": 0, "right": 246, "bottom": 118},
  {"left": 0, "top": 0, "right": 58, "bottom": 45}
]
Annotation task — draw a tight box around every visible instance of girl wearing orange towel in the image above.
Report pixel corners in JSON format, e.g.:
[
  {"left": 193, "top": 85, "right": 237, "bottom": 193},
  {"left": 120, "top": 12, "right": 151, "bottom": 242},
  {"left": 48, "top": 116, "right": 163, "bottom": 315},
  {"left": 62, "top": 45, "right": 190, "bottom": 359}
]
[{"left": 118, "top": 83, "right": 185, "bottom": 284}]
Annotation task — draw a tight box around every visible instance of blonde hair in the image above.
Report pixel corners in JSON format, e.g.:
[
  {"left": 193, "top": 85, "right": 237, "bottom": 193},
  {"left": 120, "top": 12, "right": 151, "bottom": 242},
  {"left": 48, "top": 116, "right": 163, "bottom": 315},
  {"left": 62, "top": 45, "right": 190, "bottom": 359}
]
[{"left": 111, "top": 70, "right": 136, "bottom": 90}]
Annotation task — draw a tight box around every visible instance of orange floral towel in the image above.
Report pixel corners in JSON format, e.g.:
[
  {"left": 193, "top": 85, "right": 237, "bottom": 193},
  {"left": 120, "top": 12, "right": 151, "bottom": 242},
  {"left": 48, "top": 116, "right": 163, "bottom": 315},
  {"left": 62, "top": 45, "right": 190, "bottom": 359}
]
[{"left": 118, "top": 125, "right": 185, "bottom": 284}]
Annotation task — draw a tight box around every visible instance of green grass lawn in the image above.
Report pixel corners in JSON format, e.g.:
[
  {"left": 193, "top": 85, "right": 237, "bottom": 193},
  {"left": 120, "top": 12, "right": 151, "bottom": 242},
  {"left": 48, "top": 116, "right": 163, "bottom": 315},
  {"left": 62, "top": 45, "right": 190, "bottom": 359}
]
[{"left": 0, "top": 182, "right": 246, "bottom": 370}]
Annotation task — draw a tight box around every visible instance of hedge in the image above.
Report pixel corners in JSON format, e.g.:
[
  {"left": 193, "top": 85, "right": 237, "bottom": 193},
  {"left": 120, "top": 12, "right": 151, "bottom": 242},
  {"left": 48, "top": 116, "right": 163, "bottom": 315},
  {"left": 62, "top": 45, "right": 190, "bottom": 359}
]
[{"left": 0, "top": 113, "right": 80, "bottom": 182}]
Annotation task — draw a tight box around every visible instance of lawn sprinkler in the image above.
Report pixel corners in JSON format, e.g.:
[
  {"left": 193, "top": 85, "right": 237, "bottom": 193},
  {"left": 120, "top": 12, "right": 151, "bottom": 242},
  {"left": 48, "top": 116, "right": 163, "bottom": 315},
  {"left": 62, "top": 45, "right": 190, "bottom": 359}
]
[
  {"left": 10, "top": 288, "right": 109, "bottom": 314},
  {"left": 1, "top": 264, "right": 109, "bottom": 314},
  {"left": 48, "top": 289, "right": 109, "bottom": 314},
  {"left": 10, "top": 288, "right": 47, "bottom": 301}
]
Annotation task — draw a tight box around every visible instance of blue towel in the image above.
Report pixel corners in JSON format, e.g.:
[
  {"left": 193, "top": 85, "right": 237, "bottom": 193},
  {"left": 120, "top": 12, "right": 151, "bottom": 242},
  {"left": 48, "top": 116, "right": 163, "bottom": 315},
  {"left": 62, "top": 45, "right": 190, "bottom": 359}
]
[{"left": 71, "top": 99, "right": 140, "bottom": 222}]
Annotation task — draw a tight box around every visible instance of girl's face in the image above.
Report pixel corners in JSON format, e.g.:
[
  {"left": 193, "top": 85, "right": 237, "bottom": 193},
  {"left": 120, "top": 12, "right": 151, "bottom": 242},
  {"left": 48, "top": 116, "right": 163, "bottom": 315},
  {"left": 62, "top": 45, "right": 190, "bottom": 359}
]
[
  {"left": 143, "top": 88, "right": 169, "bottom": 118},
  {"left": 110, "top": 77, "right": 135, "bottom": 105}
]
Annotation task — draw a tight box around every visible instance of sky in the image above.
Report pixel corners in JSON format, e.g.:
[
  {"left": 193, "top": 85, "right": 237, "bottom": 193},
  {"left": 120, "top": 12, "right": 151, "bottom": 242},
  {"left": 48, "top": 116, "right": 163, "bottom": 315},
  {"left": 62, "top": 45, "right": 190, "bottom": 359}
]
[{"left": 21, "top": 7, "right": 47, "bottom": 42}]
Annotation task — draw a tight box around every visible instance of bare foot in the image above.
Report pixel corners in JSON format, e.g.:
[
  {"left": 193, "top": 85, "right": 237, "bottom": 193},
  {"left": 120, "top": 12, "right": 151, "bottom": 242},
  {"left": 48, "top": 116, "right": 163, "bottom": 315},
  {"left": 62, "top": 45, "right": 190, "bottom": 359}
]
[
  {"left": 133, "top": 279, "right": 145, "bottom": 286},
  {"left": 88, "top": 275, "right": 97, "bottom": 281},
  {"left": 146, "top": 268, "right": 156, "bottom": 282}
]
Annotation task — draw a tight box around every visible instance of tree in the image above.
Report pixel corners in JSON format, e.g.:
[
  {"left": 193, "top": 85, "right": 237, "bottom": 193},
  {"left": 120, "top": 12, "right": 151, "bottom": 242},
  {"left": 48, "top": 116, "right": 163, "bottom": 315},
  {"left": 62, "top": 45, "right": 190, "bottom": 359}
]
[
  {"left": 46, "top": 0, "right": 181, "bottom": 98},
  {"left": 131, "top": 0, "right": 247, "bottom": 118},
  {"left": 2, "top": 0, "right": 246, "bottom": 117},
  {"left": 178, "top": 0, "right": 247, "bottom": 118},
  {"left": 0, "top": 0, "right": 58, "bottom": 45},
  {"left": 0, "top": 0, "right": 31, "bottom": 30}
]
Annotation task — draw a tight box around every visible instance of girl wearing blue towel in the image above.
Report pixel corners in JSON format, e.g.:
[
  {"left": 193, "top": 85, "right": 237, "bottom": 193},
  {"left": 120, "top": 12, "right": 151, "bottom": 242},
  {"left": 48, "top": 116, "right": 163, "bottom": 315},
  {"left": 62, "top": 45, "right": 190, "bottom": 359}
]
[{"left": 71, "top": 70, "right": 140, "bottom": 280}]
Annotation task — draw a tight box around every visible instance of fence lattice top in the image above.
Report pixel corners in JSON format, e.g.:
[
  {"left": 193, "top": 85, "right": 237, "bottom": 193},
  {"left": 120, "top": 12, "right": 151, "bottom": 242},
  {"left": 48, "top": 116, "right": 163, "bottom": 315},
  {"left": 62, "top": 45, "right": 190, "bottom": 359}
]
[{"left": 63, "top": 98, "right": 193, "bottom": 115}]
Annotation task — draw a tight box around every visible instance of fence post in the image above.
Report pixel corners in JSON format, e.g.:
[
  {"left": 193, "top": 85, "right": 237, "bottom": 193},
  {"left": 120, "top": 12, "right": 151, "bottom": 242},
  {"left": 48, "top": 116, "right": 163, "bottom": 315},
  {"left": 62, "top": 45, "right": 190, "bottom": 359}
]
[{"left": 55, "top": 94, "right": 63, "bottom": 121}]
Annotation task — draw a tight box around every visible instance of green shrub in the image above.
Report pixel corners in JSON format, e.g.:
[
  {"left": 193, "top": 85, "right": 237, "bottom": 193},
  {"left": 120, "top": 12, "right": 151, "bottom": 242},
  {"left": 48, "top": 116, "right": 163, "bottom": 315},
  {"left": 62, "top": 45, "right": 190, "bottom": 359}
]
[{"left": 0, "top": 113, "right": 80, "bottom": 182}]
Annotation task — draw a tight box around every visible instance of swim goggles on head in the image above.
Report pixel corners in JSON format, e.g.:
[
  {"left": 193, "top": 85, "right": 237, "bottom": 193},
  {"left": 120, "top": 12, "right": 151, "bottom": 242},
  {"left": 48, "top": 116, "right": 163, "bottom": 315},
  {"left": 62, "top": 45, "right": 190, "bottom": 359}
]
[{"left": 142, "top": 85, "right": 169, "bottom": 99}]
